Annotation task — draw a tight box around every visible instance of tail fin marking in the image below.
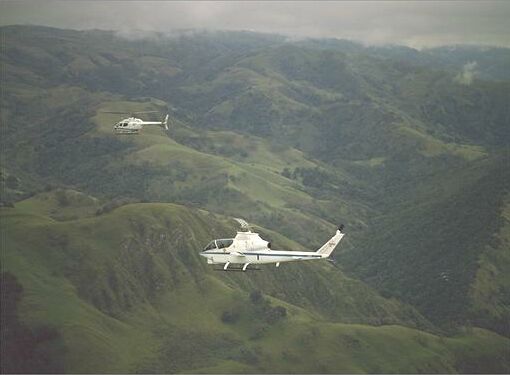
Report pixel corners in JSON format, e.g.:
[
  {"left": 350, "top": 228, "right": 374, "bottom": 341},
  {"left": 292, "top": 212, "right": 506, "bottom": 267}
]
[{"left": 316, "top": 226, "right": 345, "bottom": 258}]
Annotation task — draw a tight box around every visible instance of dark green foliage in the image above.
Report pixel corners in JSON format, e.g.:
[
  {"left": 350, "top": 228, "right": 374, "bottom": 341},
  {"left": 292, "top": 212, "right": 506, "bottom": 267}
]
[
  {"left": 249, "top": 290, "right": 263, "bottom": 305},
  {"left": 249, "top": 290, "right": 287, "bottom": 324},
  {"left": 5, "top": 175, "right": 19, "bottom": 189},
  {"left": 221, "top": 310, "right": 240, "bottom": 324},
  {"left": 0, "top": 273, "right": 64, "bottom": 374},
  {"left": 265, "top": 305, "right": 287, "bottom": 324},
  {"left": 281, "top": 167, "right": 292, "bottom": 179},
  {"left": 290, "top": 167, "right": 329, "bottom": 188},
  {"left": 339, "top": 155, "right": 510, "bottom": 330},
  {"left": 230, "top": 346, "right": 260, "bottom": 366},
  {"left": 95, "top": 197, "right": 140, "bottom": 215},
  {"left": 146, "top": 327, "right": 241, "bottom": 373},
  {"left": 54, "top": 189, "right": 69, "bottom": 207}
]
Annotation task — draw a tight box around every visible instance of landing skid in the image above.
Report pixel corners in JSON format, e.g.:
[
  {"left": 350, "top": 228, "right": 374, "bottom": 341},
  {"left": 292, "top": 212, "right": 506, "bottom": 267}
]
[
  {"left": 115, "top": 131, "right": 140, "bottom": 135},
  {"left": 213, "top": 266, "right": 261, "bottom": 272}
]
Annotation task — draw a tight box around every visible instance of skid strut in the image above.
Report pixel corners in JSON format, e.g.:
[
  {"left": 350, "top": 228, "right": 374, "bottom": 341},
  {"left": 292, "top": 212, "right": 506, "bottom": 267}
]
[{"left": 213, "top": 264, "right": 261, "bottom": 272}]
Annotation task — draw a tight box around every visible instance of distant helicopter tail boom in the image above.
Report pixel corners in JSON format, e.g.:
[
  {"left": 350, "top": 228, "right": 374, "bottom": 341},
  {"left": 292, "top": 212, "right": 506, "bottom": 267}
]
[{"left": 135, "top": 113, "right": 169, "bottom": 130}]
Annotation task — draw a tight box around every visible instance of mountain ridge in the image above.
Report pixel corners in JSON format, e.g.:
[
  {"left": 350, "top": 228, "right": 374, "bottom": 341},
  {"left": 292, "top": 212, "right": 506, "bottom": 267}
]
[{"left": 1, "top": 25, "right": 509, "bottom": 372}]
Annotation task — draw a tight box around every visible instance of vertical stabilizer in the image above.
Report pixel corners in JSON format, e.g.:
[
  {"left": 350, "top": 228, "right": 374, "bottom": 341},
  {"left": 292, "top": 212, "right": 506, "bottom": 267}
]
[{"left": 316, "top": 226, "right": 345, "bottom": 258}]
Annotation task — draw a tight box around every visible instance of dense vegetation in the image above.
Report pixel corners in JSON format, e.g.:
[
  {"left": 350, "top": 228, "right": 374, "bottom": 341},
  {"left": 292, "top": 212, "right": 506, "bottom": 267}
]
[{"left": 1, "top": 25, "right": 509, "bottom": 373}]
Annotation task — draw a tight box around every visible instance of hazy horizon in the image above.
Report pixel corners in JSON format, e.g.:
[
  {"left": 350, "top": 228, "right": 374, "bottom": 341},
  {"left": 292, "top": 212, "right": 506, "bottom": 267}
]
[{"left": 1, "top": 1, "right": 510, "bottom": 49}]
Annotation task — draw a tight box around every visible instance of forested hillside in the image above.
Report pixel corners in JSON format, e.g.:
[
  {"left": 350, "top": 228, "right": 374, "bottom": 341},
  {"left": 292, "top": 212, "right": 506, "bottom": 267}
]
[{"left": 1, "top": 25, "right": 509, "bottom": 373}]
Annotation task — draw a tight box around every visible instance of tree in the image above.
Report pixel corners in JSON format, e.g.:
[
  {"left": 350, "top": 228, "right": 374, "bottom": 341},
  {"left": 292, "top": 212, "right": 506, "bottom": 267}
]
[{"left": 55, "top": 190, "right": 70, "bottom": 207}]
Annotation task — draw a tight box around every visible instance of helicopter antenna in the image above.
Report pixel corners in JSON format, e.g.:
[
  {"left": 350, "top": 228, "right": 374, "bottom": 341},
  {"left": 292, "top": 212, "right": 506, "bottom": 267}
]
[{"left": 233, "top": 218, "right": 252, "bottom": 232}]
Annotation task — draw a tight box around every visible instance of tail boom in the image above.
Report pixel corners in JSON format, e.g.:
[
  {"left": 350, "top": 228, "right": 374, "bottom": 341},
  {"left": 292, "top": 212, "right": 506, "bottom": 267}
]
[{"left": 141, "top": 114, "right": 169, "bottom": 130}]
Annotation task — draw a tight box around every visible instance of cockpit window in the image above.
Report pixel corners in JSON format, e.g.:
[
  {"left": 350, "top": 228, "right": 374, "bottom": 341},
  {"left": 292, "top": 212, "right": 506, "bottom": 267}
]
[
  {"left": 216, "top": 239, "right": 233, "bottom": 249},
  {"left": 203, "top": 239, "right": 233, "bottom": 251},
  {"left": 204, "top": 241, "right": 217, "bottom": 250}
]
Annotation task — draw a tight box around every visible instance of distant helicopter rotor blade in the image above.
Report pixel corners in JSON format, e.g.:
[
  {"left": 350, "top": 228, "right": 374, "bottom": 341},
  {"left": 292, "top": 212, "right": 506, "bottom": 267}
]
[
  {"left": 101, "top": 110, "right": 160, "bottom": 116},
  {"left": 100, "top": 111, "right": 130, "bottom": 114}
]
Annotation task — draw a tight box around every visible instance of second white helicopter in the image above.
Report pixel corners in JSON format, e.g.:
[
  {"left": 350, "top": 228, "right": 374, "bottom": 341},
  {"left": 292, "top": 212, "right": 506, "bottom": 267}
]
[{"left": 103, "top": 111, "right": 169, "bottom": 134}]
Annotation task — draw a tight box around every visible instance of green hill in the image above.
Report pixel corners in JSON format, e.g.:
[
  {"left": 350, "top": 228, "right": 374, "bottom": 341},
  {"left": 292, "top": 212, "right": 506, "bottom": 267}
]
[{"left": 2, "top": 200, "right": 509, "bottom": 373}]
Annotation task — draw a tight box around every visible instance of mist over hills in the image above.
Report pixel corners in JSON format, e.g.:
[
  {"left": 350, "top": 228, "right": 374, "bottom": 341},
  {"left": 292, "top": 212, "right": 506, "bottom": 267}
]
[{"left": 1, "top": 25, "right": 509, "bottom": 373}]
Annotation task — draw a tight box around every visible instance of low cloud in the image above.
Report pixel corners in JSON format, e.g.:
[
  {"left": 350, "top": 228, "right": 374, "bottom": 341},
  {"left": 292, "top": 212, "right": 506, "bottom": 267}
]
[
  {"left": 1, "top": 1, "right": 510, "bottom": 48},
  {"left": 455, "top": 61, "right": 478, "bottom": 85}
]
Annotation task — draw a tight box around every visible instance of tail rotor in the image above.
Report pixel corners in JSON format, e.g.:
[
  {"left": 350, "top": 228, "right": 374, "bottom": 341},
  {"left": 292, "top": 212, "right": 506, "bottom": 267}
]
[{"left": 162, "top": 114, "right": 169, "bottom": 130}]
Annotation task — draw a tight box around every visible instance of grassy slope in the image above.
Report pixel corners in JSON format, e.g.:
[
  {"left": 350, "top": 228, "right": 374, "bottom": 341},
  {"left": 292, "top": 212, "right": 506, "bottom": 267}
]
[
  {"left": 2, "top": 200, "right": 509, "bottom": 373},
  {"left": 15, "top": 189, "right": 101, "bottom": 220}
]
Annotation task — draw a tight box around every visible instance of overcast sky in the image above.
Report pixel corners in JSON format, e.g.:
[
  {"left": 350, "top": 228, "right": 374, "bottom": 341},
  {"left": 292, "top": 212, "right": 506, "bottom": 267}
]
[{"left": 1, "top": 1, "right": 510, "bottom": 48}]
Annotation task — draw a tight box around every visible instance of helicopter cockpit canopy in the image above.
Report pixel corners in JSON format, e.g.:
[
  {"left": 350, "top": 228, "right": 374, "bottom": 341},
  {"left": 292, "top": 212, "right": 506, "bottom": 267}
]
[{"left": 203, "top": 239, "right": 233, "bottom": 250}]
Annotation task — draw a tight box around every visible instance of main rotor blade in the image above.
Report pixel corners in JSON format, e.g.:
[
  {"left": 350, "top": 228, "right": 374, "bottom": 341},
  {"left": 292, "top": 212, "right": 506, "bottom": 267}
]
[
  {"left": 100, "top": 111, "right": 160, "bottom": 115},
  {"left": 233, "top": 218, "right": 252, "bottom": 231}
]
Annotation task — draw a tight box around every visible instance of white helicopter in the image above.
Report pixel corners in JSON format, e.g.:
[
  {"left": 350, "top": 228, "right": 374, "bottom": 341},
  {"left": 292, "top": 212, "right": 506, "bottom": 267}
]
[
  {"left": 102, "top": 111, "right": 169, "bottom": 134},
  {"left": 200, "top": 218, "right": 345, "bottom": 271}
]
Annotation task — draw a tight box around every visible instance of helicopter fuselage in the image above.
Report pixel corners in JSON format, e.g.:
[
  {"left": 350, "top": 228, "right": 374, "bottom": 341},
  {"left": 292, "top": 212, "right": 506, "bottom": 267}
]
[
  {"left": 113, "top": 117, "right": 144, "bottom": 134},
  {"left": 113, "top": 115, "right": 168, "bottom": 134},
  {"left": 200, "top": 229, "right": 344, "bottom": 271},
  {"left": 201, "top": 248, "right": 324, "bottom": 265}
]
